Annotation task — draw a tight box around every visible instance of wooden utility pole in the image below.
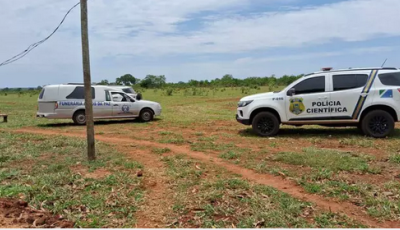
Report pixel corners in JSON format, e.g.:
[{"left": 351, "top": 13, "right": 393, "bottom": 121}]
[{"left": 80, "top": 0, "right": 96, "bottom": 161}]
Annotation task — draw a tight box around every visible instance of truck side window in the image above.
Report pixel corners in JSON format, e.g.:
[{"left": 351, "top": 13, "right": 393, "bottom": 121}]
[
  {"left": 379, "top": 72, "right": 400, "bottom": 86},
  {"left": 292, "top": 76, "right": 325, "bottom": 95},
  {"left": 333, "top": 74, "right": 368, "bottom": 91},
  {"left": 66, "top": 86, "right": 95, "bottom": 99}
]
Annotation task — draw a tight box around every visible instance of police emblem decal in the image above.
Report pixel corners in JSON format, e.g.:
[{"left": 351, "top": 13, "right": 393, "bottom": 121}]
[
  {"left": 289, "top": 97, "right": 305, "bottom": 115},
  {"left": 122, "top": 105, "right": 130, "bottom": 113}
]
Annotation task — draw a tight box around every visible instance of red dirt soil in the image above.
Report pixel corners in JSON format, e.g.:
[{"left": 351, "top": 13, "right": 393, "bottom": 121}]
[
  {"left": 0, "top": 198, "right": 74, "bottom": 228},
  {"left": 122, "top": 149, "right": 173, "bottom": 228},
  {"left": 14, "top": 128, "right": 400, "bottom": 228},
  {"left": 70, "top": 164, "right": 112, "bottom": 179}
]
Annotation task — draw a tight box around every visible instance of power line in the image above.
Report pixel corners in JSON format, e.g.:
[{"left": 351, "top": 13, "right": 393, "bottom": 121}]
[{"left": 0, "top": 2, "right": 80, "bottom": 67}]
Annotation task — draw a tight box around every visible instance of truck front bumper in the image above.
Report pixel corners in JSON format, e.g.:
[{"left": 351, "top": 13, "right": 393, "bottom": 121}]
[{"left": 236, "top": 114, "right": 251, "bottom": 125}]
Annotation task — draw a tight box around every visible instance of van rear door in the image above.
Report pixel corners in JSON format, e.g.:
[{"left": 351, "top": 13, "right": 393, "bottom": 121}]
[
  {"left": 38, "top": 102, "right": 56, "bottom": 114},
  {"left": 37, "top": 87, "right": 56, "bottom": 114}
]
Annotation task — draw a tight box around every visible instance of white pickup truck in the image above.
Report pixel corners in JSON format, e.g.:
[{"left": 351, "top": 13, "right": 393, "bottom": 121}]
[{"left": 236, "top": 67, "right": 400, "bottom": 138}]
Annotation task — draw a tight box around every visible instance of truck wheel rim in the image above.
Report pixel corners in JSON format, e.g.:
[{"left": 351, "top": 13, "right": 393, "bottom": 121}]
[
  {"left": 257, "top": 117, "right": 274, "bottom": 134},
  {"left": 368, "top": 115, "right": 388, "bottom": 135}
]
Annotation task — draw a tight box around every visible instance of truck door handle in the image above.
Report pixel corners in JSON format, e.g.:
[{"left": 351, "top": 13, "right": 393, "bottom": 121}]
[
  {"left": 318, "top": 96, "right": 328, "bottom": 100},
  {"left": 360, "top": 93, "right": 368, "bottom": 97},
  {"left": 113, "top": 104, "right": 119, "bottom": 106}
]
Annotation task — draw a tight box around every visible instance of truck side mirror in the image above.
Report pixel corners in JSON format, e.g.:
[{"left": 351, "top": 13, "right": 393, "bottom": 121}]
[
  {"left": 287, "top": 88, "right": 295, "bottom": 96},
  {"left": 136, "top": 93, "right": 142, "bottom": 101}
]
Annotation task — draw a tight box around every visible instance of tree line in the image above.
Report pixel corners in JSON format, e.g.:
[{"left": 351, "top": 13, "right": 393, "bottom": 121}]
[
  {"left": 0, "top": 73, "right": 303, "bottom": 93},
  {"left": 96, "top": 73, "right": 303, "bottom": 89},
  {"left": 0, "top": 86, "right": 42, "bottom": 92}
]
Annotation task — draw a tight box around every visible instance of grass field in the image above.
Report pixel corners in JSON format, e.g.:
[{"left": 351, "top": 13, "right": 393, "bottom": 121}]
[{"left": 0, "top": 87, "right": 400, "bottom": 227}]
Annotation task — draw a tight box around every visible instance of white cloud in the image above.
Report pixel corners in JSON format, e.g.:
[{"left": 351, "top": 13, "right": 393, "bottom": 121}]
[
  {"left": 88, "top": 0, "right": 400, "bottom": 56},
  {"left": 2, "top": 0, "right": 400, "bottom": 60},
  {"left": 0, "top": 0, "right": 400, "bottom": 87},
  {"left": 234, "top": 46, "right": 400, "bottom": 63}
]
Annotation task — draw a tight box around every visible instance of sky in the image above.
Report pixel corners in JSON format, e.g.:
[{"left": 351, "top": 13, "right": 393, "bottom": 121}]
[{"left": 0, "top": 0, "right": 400, "bottom": 88}]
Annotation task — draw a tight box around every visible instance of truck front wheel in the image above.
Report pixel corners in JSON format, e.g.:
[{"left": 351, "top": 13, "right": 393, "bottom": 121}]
[
  {"left": 361, "top": 110, "right": 394, "bottom": 138},
  {"left": 252, "top": 112, "right": 280, "bottom": 137}
]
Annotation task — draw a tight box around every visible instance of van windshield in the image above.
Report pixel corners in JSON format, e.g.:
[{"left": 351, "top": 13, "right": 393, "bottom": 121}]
[{"left": 122, "top": 88, "right": 135, "bottom": 94}]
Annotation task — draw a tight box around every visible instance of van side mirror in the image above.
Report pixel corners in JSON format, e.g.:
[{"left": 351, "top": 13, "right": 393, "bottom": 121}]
[
  {"left": 136, "top": 93, "right": 142, "bottom": 101},
  {"left": 287, "top": 88, "right": 295, "bottom": 96}
]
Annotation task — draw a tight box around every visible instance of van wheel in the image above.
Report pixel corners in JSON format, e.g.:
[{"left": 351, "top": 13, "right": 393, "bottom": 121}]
[
  {"left": 361, "top": 110, "right": 394, "bottom": 138},
  {"left": 252, "top": 112, "right": 280, "bottom": 137},
  {"left": 73, "top": 111, "right": 86, "bottom": 125},
  {"left": 139, "top": 109, "right": 153, "bottom": 122}
]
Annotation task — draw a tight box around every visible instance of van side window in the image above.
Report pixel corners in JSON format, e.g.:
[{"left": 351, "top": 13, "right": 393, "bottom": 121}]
[
  {"left": 333, "top": 74, "right": 368, "bottom": 91},
  {"left": 111, "top": 92, "right": 130, "bottom": 102},
  {"left": 292, "top": 76, "right": 325, "bottom": 95},
  {"left": 39, "top": 88, "right": 45, "bottom": 99},
  {"left": 105, "top": 91, "right": 111, "bottom": 101},
  {"left": 66, "top": 86, "right": 95, "bottom": 99}
]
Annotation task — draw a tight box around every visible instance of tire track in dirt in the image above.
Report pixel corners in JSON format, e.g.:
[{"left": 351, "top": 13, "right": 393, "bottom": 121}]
[
  {"left": 120, "top": 148, "right": 173, "bottom": 228},
  {"left": 13, "top": 128, "right": 400, "bottom": 228}
]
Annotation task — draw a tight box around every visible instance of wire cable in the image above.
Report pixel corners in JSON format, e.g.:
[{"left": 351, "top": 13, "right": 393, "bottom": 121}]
[{"left": 0, "top": 2, "right": 80, "bottom": 67}]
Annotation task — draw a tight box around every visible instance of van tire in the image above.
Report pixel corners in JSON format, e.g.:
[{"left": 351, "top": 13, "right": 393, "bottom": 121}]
[
  {"left": 252, "top": 112, "right": 280, "bottom": 137},
  {"left": 361, "top": 110, "right": 394, "bottom": 138},
  {"left": 73, "top": 110, "right": 86, "bottom": 125},
  {"left": 139, "top": 109, "right": 153, "bottom": 122}
]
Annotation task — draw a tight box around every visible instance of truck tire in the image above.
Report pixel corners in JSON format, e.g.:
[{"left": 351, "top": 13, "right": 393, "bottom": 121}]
[
  {"left": 252, "top": 112, "right": 280, "bottom": 137},
  {"left": 73, "top": 110, "right": 86, "bottom": 125},
  {"left": 139, "top": 109, "right": 154, "bottom": 122},
  {"left": 361, "top": 110, "right": 394, "bottom": 138}
]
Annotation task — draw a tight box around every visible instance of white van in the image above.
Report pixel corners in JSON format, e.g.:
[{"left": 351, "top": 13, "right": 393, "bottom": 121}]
[{"left": 37, "top": 84, "right": 161, "bottom": 125}]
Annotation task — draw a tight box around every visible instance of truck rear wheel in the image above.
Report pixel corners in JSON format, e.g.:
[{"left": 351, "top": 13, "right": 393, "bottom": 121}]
[
  {"left": 361, "top": 110, "right": 394, "bottom": 138},
  {"left": 73, "top": 110, "right": 86, "bottom": 125},
  {"left": 252, "top": 112, "right": 280, "bottom": 137}
]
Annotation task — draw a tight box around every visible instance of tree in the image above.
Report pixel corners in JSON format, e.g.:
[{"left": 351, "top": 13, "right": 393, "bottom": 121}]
[
  {"left": 140, "top": 75, "right": 166, "bottom": 88},
  {"left": 116, "top": 74, "right": 138, "bottom": 86},
  {"left": 98, "top": 79, "right": 109, "bottom": 85},
  {"left": 36, "top": 86, "right": 43, "bottom": 91}
]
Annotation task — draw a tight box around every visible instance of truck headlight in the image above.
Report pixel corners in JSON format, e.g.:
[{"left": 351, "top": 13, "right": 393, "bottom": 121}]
[{"left": 238, "top": 100, "right": 253, "bottom": 107}]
